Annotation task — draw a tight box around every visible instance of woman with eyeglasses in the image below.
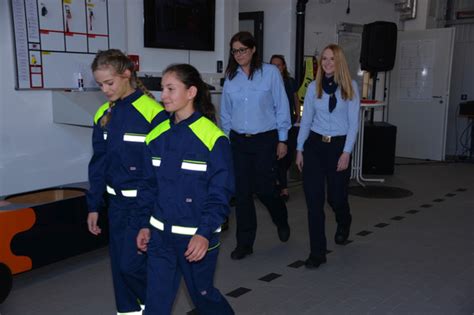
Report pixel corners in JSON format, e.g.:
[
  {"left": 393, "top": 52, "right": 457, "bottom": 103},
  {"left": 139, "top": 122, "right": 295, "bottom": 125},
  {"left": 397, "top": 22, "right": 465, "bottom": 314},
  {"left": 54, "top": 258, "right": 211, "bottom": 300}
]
[{"left": 220, "top": 31, "right": 292, "bottom": 260}]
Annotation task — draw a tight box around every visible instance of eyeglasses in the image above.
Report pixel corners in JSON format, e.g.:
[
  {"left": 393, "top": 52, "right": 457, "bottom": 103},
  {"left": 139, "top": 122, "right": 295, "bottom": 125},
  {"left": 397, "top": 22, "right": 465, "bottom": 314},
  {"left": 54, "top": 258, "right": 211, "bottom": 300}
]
[{"left": 231, "top": 47, "right": 250, "bottom": 56}]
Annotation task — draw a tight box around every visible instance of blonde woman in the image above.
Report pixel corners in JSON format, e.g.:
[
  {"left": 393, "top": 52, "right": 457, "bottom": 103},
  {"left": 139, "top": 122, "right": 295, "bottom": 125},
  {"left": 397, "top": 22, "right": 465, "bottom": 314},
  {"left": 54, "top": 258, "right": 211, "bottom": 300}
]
[{"left": 296, "top": 44, "right": 360, "bottom": 269}]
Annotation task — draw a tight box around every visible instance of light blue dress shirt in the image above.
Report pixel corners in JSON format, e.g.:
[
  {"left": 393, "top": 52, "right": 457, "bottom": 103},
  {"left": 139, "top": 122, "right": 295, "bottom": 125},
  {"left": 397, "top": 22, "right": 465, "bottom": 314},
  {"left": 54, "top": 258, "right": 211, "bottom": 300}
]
[
  {"left": 220, "top": 63, "right": 291, "bottom": 141},
  {"left": 297, "top": 80, "right": 360, "bottom": 153}
]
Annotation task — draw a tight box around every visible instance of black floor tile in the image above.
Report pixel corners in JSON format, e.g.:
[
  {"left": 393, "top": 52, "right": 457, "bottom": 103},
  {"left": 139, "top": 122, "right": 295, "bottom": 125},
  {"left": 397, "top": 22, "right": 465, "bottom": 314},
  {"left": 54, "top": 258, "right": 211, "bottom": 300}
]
[
  {"left": 374, "top": 223, "right": 389, "bottom": 228},
  {"left": 288, "top": 260, "right": 305, "bottom": 268},
  {"left": 420, "top": 204, "right": 433, "bottom": 208},
  {"left": 433, "top": 198, "right": 445, "bottom": 202},
  {"left": 357, "top": 230, "right": 373, "bottom": 236},
  {"left": 456, "top": 188, "right": 467, "bottom": 192},
  {"left": 259, "top": 273, "right": 282, "bottom": 282},
  {"left": 391, "top": 216, "right": 405, "bottom": 221},
  {"left": 445, "top": 193, "right": 456, "bottom": 197},
  {"left": 337, "top": 240, "right": 353, "bottom": 245},
  {"left": 406, "top": 209, "right": 419, "bottom": 214},
  {"left": 226, "top": 287, "right": 251, "bottom": 298}
]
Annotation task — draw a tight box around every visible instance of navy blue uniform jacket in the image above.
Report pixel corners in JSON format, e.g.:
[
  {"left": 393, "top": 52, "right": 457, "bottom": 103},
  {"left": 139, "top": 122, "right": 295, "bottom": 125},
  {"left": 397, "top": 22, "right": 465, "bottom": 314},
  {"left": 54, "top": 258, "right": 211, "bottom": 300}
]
[
  {"left": 139, "top": 112, "right": 235, "bottom": 241},
  {"left": 87, "top": 90, "right": 167, "bottom": 212}
]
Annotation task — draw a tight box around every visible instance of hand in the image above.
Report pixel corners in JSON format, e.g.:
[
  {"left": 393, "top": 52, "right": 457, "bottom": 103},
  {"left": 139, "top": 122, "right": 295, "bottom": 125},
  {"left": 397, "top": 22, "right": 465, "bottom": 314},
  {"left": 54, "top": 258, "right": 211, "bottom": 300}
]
[
  {"left": 184, "top": 234, "right": 209, "bottom": 262},
  {"left": 337, "top": 152, "right": 351, "bottom": 172},
  {"left": 276, "top": 142, "right": 288, "bottom": 160},
  {"left": 136, "top": 228, "right": 151, "bottom": 252},
  {"left": 87, "top": 212, "right": 101, "bottom": 235},
  {"left": 295, "top": 151, "right": 304, "bottom": 172}
]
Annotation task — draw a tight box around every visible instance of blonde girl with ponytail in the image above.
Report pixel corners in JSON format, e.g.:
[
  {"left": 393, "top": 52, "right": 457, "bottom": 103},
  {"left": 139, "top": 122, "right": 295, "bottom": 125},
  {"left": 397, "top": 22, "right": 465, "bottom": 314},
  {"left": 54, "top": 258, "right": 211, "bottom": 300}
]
[{"left": 86, "top": 49, "right": 167, "bottom": 314}]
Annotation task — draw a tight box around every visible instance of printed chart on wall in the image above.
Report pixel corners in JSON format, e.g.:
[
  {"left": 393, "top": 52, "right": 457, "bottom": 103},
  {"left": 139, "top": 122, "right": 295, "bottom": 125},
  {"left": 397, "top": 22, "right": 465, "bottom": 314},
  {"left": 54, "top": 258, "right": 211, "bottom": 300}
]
[{"left": 12, "top": 0, "right": 110, "bottom": 89}]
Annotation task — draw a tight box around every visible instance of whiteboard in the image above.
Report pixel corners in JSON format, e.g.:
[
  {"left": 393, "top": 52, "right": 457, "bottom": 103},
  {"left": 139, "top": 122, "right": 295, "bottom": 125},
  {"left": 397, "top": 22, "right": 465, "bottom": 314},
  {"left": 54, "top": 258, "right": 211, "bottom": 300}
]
[{"left": 11, "top": 0, "right": 120, "bottom": 90}]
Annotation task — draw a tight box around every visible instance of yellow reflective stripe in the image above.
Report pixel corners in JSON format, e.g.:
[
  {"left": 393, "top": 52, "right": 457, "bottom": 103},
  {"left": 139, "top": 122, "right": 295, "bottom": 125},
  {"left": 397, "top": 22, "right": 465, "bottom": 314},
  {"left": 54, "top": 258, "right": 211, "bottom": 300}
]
[
  {"left": 123, "top": 133, "right": 146, "bottom": 143},
  {"left": 131, "top": 95, "right": 165, "bottom": 124},
  {"left": 122, "top": 190, "right": 137, "bottom": 197},
  {"left": 150, "top": 216, "right": 164, "bottom": 230},
  {"left": 208, "top": 242, "right": 221, "bottom": 251},
  {"left": 181, "top": 161, "right": 207, "bottom": 172},
  {"left": 146, "top": 119, "right": 171, "bottom": 145},
  {"left": 106, "top": 185, "right": 116, "bottom": 195},
  {"left": 94, "top": 102, "right": 109, "bottom": 124},
  {"left": 188, "top": 116, "right": 226, "bottom": 151},
  {"left": 152, "top": 157, "right": 161, "bottom": 167}
]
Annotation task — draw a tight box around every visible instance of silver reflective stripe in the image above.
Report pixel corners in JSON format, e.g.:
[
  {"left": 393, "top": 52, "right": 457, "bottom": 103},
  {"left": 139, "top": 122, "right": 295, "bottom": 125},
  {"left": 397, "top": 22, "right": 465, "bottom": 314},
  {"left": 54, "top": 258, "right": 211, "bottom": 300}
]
[
  {"left": 117, "top": 310, "right": 142, "bottom": 315},
  {"left": 106, "top": 185, "right": 116, "bottom": 195},
  {"left": 152, "top": 158, "right": 161, "bottom": 167},
  {"left": 150, "top": 217, "right": 221, "bottom": 235},
  {"left": 150, "top": 216, "right": 164, "bottom": 230},
  {"left": 123, "top": 134, "right": 146, "bottom": 143},
  {"left": 172, "top": 225, "right": 198, "bottom": 235},
  {"left": 181, "top": 161, "right": 207, "bottom": 172},
  {"left": 103, "top": 132, "right": 108, "bottom": 140},
  {"left": 122, "top": 190, "right": 137, "bottom": 197}
]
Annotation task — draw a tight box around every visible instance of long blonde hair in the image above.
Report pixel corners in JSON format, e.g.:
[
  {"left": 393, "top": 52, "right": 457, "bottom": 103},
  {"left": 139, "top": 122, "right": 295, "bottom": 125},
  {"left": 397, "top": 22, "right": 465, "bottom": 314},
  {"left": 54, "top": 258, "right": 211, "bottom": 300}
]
[
  {"left": 316, "top": 44, "right": 354, "bottom": 100},
  {"left": 91, "top": 49, "right": 154, "bottom": 127}
]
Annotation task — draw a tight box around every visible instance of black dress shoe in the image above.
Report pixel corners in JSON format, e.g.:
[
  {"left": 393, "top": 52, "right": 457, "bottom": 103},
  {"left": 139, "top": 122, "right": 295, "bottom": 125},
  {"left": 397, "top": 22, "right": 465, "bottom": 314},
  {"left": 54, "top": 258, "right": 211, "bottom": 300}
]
[
  {"left": 230, "top": 246, "right": 253, "bottom": 260},
  {"left": 334, "top": 224, "right": 350, "bottom": 245},
  {"left": 304, "top": 255, "right": 327, "bottom": 269},
  {"left": 277, "top": 224, "right": 290, "bottom": 242},
  {"left": 221, "top": 217, "right": 229, "bottom": 231}
]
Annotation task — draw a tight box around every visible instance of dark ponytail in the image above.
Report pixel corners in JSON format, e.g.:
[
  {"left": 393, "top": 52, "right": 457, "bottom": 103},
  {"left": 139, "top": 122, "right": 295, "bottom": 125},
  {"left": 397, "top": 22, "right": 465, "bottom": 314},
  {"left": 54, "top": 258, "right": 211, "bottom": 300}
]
[{"left": 163, "top": 64, "right": 216, "bottom": 122}]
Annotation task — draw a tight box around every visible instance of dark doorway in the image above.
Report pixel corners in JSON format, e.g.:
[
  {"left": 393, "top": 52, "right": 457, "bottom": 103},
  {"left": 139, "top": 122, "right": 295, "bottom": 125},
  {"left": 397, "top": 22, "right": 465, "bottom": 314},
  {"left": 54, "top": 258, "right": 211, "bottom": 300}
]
[{"left": 239, "top": 11, "right": 264, "bottom": 62}]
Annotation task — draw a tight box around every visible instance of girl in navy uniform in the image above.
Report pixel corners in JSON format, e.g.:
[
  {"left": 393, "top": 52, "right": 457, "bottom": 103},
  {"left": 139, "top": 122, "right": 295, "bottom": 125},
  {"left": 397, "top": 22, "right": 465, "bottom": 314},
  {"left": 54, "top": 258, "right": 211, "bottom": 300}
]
[
  {"left": 86, "top": 49, "right": 167, "bottom": 314},
  {"left": 136, "top": 64, "right": 234, "bottom": 315}
]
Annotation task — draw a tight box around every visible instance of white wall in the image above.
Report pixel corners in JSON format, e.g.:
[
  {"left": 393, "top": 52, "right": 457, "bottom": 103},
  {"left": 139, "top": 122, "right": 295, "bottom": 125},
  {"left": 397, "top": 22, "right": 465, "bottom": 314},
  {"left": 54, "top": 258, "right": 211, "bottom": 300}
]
[
  {"left": 0, "top": 1, "right": 93, "bottom": 196},
  {"left": 305, "top": 0, "right": 399, "bottom": 56},
  {"left": 0, "top": 0, "right": 238, "bottom": 197},
  {"left": 239, "top": 0, "right": 297, "bottom": 73}
]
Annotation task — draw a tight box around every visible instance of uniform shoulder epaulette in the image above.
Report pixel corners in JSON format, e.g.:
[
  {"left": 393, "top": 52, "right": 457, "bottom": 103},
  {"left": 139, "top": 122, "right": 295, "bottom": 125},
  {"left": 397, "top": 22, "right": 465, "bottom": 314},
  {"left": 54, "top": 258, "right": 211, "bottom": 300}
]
[
  {"left": 132, "top": 95, "right": 165, "bottom": 123},
  {"left": 146, "top": 119, "right": 171, "bottom": 145},
  {"left": 188, "top": 116, "right": 227, "bottom": 151},
  {"left": 94, "top": 102, "right": 110, "bottom": 125}
]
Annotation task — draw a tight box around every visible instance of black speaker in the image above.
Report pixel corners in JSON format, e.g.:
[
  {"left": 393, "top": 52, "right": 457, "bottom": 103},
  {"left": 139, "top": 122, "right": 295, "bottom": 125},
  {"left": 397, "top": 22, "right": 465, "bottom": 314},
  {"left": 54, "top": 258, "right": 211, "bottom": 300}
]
[
  {"left": 362, "top": 122, "right": 397, "bottom": 175},
  {"left": 360, "top": 21, "right": 397, "bottom": 72}
]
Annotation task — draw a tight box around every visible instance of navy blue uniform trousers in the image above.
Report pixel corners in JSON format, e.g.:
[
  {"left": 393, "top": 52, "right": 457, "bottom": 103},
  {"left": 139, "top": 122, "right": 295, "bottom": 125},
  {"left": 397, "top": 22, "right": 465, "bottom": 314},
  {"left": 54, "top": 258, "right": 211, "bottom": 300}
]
[
  {"left": 230, "top": 130, "right": 289, "bottom": 248},
  {"left": 108, "top": 198, "right": 147, "bottom": 313},
  {"left": 145, "top": 229, "right": 234, "bottom": 315},
  {"left": 302, "top": 131, "right": 352, "bottom": 257}
]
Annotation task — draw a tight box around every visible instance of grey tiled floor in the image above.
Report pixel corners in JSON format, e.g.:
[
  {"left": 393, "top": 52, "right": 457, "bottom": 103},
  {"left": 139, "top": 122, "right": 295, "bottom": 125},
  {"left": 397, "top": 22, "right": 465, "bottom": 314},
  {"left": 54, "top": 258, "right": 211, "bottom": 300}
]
[{"left": 1, "top": 159, "right": 473, "bottom": 314}]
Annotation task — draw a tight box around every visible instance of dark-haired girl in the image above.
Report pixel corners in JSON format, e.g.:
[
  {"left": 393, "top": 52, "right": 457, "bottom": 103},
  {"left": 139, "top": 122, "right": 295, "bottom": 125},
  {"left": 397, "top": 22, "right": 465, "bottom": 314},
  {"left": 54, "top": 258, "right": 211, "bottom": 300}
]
[
  {"left": 86, "top": 49, "right": 167, "bottom": 314},
  {"left": 270, "top": 54, "right": 301, "bottom": 201},
  {"left": 137, "top": 64, "right": 234, "bottom": 315}
]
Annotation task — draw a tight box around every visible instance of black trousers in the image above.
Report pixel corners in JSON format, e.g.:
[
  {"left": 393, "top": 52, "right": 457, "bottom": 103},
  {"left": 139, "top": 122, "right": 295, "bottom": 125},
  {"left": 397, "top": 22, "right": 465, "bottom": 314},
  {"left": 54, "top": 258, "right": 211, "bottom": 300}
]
[
  {"left": 276, "top": 126, "right": 298, "bottom": 190},
  {"left": 302, "top": 131, "right": 352, "bottom": 257},
  {"left": 230, "top": 130, "right": 289, "bottom": 248}
]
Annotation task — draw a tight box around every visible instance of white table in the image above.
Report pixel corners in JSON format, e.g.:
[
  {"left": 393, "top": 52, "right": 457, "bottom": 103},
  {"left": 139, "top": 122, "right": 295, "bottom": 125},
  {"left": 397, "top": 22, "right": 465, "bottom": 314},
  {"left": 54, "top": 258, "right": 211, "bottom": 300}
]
[{"left": 351, "top": 101, "right": 386, "bottom": 186}]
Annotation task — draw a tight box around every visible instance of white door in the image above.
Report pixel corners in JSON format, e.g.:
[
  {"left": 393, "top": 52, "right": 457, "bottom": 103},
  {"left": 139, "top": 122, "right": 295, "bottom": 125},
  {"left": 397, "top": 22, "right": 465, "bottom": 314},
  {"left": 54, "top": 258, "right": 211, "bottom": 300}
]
[{"left": 388, "top": 27, "right": 455, "bottom": 161}]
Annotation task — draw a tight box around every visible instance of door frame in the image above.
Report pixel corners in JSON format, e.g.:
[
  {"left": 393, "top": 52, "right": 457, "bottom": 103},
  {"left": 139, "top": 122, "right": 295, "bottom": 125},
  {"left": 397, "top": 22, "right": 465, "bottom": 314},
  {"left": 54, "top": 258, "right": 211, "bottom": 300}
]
[{"left": 239, "top": 11, "right": 264, "bottom": 62}]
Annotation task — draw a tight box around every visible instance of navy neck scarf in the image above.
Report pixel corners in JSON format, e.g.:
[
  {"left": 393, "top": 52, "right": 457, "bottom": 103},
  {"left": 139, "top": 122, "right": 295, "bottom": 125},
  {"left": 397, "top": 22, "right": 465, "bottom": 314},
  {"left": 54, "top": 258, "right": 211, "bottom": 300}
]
[{"left": 322, "top": 75, "right": 338, "bottom": 113}]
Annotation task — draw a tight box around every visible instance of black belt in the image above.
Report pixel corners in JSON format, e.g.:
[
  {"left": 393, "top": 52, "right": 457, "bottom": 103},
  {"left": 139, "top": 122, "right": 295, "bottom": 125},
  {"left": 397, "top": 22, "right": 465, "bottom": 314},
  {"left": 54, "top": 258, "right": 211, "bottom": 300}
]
[
  {"left": 310, "top": 131, "right": 346, "bottom": 143},
  {"left": 230, "top": 129, "right": 276, "bottom": 138}
]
